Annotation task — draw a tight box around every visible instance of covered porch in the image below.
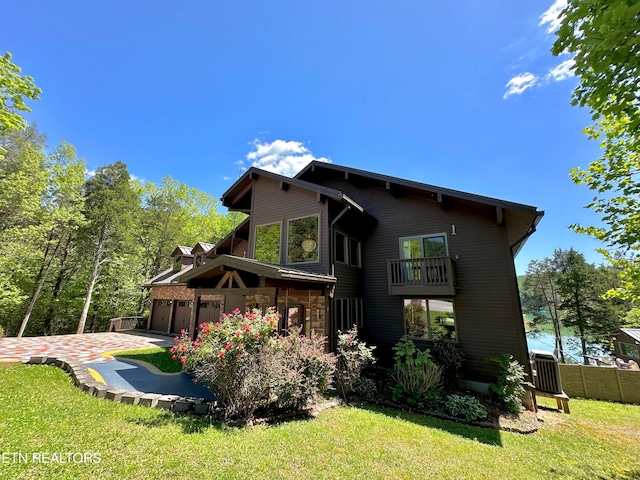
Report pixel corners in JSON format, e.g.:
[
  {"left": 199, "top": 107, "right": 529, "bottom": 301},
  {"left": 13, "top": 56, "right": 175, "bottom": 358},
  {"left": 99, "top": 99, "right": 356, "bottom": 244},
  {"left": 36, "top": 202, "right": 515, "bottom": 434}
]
[{"left": 179, "top": 255, "right": 337, "bottom": 338}]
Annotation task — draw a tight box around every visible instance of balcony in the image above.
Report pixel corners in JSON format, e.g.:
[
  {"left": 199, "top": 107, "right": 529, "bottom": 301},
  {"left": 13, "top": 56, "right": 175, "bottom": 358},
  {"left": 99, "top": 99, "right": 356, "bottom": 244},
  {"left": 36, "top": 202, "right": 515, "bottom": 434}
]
[{"left": 387, "top": 256, "right": 456, "bottom": 296}]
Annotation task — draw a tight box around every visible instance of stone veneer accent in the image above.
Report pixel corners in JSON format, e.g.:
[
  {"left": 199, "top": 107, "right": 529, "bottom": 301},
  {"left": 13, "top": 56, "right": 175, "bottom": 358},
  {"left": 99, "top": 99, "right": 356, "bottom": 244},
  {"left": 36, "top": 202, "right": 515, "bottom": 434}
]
[{"left": 24, "top": 356, "right": 213, "bottom": 415}]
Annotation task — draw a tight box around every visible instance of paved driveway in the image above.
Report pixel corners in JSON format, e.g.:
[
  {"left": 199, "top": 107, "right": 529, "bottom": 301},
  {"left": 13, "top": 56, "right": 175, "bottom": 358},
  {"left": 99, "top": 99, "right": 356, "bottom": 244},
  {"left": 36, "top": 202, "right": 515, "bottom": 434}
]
[{"left": 0, "top": 331, "right": 174, "bottom": 363}]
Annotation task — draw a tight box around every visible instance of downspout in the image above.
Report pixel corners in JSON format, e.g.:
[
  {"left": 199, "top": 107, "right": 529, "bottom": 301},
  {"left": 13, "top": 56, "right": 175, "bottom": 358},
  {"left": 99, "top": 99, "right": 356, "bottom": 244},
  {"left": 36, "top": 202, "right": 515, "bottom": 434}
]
[{"left": 328, "top": 204, "right": 351, "bottom": 348}]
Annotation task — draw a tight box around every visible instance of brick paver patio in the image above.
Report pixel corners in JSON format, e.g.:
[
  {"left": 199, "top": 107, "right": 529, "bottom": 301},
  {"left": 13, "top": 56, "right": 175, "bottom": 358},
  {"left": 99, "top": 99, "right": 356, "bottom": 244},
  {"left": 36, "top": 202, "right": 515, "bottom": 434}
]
[{"left": 0, "top": 331, "right": 174, "bottom": 364}]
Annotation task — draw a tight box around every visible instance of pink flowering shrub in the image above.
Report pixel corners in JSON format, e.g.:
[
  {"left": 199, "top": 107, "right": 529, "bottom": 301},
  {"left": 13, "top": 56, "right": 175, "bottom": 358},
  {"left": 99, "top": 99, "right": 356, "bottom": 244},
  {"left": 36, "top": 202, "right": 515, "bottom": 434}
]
[{"left": 172, "top": 307, "right": 335, "bottom": 422}]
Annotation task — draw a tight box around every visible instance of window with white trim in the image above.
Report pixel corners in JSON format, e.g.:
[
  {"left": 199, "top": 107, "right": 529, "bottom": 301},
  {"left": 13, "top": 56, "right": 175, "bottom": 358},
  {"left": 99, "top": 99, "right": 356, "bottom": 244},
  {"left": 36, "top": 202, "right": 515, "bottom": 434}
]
[{"left": 400, "top": 234, "right": 448, "bottom": 259}]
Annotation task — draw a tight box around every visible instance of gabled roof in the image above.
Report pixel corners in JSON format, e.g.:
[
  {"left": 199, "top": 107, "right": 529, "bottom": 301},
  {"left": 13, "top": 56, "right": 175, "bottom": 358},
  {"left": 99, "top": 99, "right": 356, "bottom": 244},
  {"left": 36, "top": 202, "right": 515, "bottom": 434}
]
[
  {"left": 221, "top": 166, "right": 367, "bottom": 214},
  {"left": 180, "top": 254, "right": 337, "bottom": 284},
  {"left": 296, "top": 161, "right": 544, "bottom": 256},
  {"left": 192, "top": 242, "right": 215, "bottom": 254},
  {"left": 296, "top": 161, "right": 544, "bottom": 215},
  {"left": 171, "top": 246, "right": 193, "bottom": 257},
  {"left": 143, "top": 265, "right": 193, "bottom": 287},
  {"left": 621, "top": 328, "right": 640, "bottom": 343}
]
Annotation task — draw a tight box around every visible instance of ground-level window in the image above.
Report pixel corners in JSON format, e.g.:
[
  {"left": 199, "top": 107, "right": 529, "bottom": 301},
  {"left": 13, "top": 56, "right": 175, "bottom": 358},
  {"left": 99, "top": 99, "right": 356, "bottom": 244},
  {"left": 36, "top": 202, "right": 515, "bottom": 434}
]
[
  {"left": 620, "top": 342, "right": 639, "bottom": 359},
  {"left": 335, "top": 298, "right": 364, "bottom": 332},
  {"left": 255, "top": 222, "right": 282, "bottom": 264},
  {"left": 404, "top": 298, "right": 456, "bottom": 341},
  {"left": 288, "top": 215, "right": 319, "bottom": 264}
]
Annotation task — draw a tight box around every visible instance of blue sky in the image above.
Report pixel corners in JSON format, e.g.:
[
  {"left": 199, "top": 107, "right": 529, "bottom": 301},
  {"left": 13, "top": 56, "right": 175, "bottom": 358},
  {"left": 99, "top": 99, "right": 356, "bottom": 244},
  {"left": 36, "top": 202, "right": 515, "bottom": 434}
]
[{"left": 3, "top": 0, "right": 607, "bottom": 274}]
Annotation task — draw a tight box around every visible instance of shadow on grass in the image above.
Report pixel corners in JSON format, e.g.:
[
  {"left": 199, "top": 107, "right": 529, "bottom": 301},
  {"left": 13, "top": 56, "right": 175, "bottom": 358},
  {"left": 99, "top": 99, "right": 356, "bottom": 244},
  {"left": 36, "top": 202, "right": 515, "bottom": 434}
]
[
  {"left": 357, "top": 402, "right": 504, "bottom": 447},
  {"left": 128, "top": 410, "right": 222, "bottom": 434},
  {"left": 594, "top": 469, "right": 640, "bottom": 480}
]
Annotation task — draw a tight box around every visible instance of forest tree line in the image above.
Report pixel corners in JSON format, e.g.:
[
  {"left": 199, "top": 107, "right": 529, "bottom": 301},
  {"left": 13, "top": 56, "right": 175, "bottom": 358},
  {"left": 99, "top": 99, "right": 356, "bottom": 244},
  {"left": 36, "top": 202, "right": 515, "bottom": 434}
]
[
  {"left": 0, "top": 124, "right": 239, "bottom": 336},
  {"left": 520, "top": 248, "right": 639, "bottom": 364}
]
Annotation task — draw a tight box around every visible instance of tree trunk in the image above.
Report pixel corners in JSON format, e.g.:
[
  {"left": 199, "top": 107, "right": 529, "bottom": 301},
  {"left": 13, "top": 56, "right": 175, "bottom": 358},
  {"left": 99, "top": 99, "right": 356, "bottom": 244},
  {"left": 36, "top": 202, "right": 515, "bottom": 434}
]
[
  {"left": 17, "top": 235, "right": 60, "bottom": 337},
  {"left": 77, "top": 227, "right": 106, "bottom": 334}
]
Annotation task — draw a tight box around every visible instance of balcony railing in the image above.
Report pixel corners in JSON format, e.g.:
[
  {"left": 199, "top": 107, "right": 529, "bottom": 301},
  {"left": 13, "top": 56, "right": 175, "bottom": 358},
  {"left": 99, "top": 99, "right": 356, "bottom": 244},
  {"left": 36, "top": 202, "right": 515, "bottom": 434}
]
[{"left": 387, "top": 256, "right": 455, "bottom": 296}]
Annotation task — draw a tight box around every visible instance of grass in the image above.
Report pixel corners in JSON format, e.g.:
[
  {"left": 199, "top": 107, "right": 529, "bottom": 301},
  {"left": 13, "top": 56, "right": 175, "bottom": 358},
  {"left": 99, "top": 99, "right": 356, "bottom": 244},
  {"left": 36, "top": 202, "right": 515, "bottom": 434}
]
[
  {"left": 109, "top": 346, "right": 183, "bottom": 373},
  {"left": 1, "top": 364, "right": 640, "bottom": 480}
]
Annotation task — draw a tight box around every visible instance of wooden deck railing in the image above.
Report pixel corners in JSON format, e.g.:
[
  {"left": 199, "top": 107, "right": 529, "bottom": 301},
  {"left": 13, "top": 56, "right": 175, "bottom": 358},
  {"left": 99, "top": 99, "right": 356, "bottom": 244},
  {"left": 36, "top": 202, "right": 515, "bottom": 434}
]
[
  {"left": 387, "top": 256, "right": 455, "bottom": 296},
  {"left": 109, "top": 316, "right": 148, "bottom": 332}
]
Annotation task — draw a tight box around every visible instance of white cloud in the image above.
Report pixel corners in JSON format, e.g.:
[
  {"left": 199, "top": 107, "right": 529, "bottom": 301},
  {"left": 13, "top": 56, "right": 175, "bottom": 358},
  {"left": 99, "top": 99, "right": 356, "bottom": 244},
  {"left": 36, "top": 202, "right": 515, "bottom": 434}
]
[
  {"left": 503, "top": 73, "right": 539, "bottom": 99},
  {"left": 539, "top": 0, "right": 567, "bottom": 34},
  {"left": 246, "top": 139, "right": 331, "bottom": 177},
  {"left": 546, "top": 58, "right": 575, "bottom": 82}
]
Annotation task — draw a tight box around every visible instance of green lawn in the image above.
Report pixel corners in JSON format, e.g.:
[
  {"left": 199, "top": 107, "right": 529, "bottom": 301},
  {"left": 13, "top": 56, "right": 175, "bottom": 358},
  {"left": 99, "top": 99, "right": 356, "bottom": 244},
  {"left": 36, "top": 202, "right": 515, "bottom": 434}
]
[
  {"left": 110, "top": 346, "right": 183, "bottom": 373},
  {"left": 1, "top": 364, "right": 639, "bottom": 480}
]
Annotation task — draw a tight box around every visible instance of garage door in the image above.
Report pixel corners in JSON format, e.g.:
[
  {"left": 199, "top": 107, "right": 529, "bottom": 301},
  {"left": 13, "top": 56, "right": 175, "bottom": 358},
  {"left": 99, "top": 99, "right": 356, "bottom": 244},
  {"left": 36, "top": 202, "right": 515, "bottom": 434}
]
[
  {"left": 150, "top": 300, "right": 171, "bottom": 332},
  {"left": 171, "top": 301, "right": 192, "bottom": 334}
]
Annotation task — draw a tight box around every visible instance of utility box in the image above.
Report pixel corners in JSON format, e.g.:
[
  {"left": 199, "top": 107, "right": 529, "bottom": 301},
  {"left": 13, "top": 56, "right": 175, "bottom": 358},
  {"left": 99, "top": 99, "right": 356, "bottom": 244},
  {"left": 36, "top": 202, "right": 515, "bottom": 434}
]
[{"left": 530, "top": 350, "right": 563, "bottom": 394}]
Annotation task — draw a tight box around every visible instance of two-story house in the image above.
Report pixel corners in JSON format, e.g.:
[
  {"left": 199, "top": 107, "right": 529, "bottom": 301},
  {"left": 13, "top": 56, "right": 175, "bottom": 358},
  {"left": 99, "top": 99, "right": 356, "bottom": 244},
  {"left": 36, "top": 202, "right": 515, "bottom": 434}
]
[{"left": 171, "top": 161, "right": 542, "bottom": 388}]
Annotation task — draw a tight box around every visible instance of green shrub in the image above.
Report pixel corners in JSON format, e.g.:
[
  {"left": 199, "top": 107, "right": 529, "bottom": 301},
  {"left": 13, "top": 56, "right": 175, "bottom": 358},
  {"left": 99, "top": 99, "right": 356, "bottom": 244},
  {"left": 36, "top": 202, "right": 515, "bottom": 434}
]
[
  {"left": 489, "top": 354, "right": 526, "bottom": 413},
  {"left": 445, "top": 394, "right": 488, "bottom": 421},
  {"left": 0, "top": 325, "right": 4, "bottom": 337},
  {"left": 335, "top": 326, "right": 376, "bottom": 401},
  {"left": 353, "top": 377, "right": 378, "bottom": 402},
  {"left": 431, "top": 334, "right": 465, "bottom": 390},
  {"left": 391, "top": 336, "right": 442, "bottom": 404}
]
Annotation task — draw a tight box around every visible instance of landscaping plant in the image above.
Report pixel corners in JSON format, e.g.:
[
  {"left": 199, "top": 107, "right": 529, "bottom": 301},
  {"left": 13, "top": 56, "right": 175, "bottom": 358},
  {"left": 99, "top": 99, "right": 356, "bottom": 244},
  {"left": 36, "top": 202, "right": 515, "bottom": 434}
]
[
  {"left": 171, "top": 307, "right": 335, "bottom": 422},
  {"left": 431, "top": 333, "right": 465, "bottom": 390},
  {"left": 391, "top": 336, "right": 442, "bottom": 404},
  {"left": 489, "top": 353, "right": 526, "bottom": 413},
  {"left": 334, "top": 326, "right": 376, "bottom": 401},
  {"left": 445, "top": 394, "right": 488, "bottom": 421}
]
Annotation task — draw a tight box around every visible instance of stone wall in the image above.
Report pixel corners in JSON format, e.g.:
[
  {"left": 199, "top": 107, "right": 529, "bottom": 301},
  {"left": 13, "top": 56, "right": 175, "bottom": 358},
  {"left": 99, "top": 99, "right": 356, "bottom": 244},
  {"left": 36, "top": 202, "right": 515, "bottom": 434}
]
[{"left": 151, "top": 285, "right": 193, "bottom": 302}]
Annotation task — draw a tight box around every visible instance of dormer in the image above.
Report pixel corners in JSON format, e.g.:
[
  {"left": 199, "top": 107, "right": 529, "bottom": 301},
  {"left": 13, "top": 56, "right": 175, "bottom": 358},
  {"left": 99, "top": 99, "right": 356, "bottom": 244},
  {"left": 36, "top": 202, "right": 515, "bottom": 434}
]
[
  {"left": 192, "top": 242, "right": 215, "bottom": 268},
  {"left": 171, "top": 246, "right": 193, "bottom": 271}
]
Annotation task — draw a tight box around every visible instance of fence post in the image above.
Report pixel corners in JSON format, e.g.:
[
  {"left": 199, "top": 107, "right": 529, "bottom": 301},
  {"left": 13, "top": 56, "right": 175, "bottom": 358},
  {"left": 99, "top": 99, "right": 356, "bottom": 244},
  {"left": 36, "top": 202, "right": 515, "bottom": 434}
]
[
  {"left": 615, "top": 368, "right": 626, "bottom": 403},
  {"left": 579, "top": 365, "right": 589, "bottom": 399}
]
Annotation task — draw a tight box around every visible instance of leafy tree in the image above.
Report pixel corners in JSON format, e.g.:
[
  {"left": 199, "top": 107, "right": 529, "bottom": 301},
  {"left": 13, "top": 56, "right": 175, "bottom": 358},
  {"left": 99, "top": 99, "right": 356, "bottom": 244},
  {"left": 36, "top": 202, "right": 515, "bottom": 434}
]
[
  {"left": 0, "top": 52, "right": 41, "bottom": 135},
  {"left": 522, "top": 257, "right": 566, "bottom": 362},
  {"left": 76, "top": 161, "right": 140, "bottom": 334},
  {"left": 17, "top": 142, "right": 86, "bottom": 336},
  {"left": 555, "top": 249, "right": 623, "bottom": 363},
  {"left": 552, "top": 0, "right": 640, "bottom": 301}
]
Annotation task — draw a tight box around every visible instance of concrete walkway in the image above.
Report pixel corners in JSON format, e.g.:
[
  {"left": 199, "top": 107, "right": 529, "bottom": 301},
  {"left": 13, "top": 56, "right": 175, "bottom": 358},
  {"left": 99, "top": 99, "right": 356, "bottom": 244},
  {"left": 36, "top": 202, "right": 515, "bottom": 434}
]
[{"left": 0, "top": 331, "right": 213, "bottom": 400}]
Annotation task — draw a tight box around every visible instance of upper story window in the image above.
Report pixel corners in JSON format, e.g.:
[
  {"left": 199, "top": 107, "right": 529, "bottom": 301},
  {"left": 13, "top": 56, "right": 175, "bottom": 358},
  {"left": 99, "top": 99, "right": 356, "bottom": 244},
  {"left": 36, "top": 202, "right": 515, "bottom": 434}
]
[
  {"left": 400, "top": 234, "right": 447, "bottom": 259},
  {"left": 173, "top": 255, "right": 182, "bottom": 271},
  {"left": 335, "top": 231, "right": 361, "bottom": 267},
  {"left": 350, "top": 238, "right": 361, "bottom": 267},
  {"left": 335, "top": 232, "right": 347, "bottom": 263},
  {"left": 195, "top": 253, "right": 203, "bottom": 268},
  {"left": 254, "top": 222, "right": 282, "bottom": 264},
  {"left": 288, "top": 215, "right": 319, "bottom": 264}
]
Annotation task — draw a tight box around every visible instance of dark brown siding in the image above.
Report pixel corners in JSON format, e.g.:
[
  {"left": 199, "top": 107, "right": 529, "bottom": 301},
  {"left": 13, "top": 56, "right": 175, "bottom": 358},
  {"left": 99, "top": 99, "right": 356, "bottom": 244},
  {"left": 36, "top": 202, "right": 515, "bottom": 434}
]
[
  {"left": 315, "top": 175, "right": 529, "bottom": 382},
  {"left": 249, "top": 176, "right": 330, "bottom": 276}
]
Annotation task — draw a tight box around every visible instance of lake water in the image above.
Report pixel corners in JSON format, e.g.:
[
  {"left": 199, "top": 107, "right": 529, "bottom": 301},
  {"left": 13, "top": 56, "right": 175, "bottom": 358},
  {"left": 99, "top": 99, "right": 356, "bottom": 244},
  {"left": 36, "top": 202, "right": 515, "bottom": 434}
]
[{"left": 525, "top": 331, "right": 606, "bottom": 363}]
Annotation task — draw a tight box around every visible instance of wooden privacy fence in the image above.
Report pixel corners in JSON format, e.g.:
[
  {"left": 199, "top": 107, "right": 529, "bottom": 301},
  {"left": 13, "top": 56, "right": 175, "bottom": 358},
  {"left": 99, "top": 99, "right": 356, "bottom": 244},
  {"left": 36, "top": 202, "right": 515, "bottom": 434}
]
[{"left": 559, "top": 364, "right": 640, "bottom": 404}]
